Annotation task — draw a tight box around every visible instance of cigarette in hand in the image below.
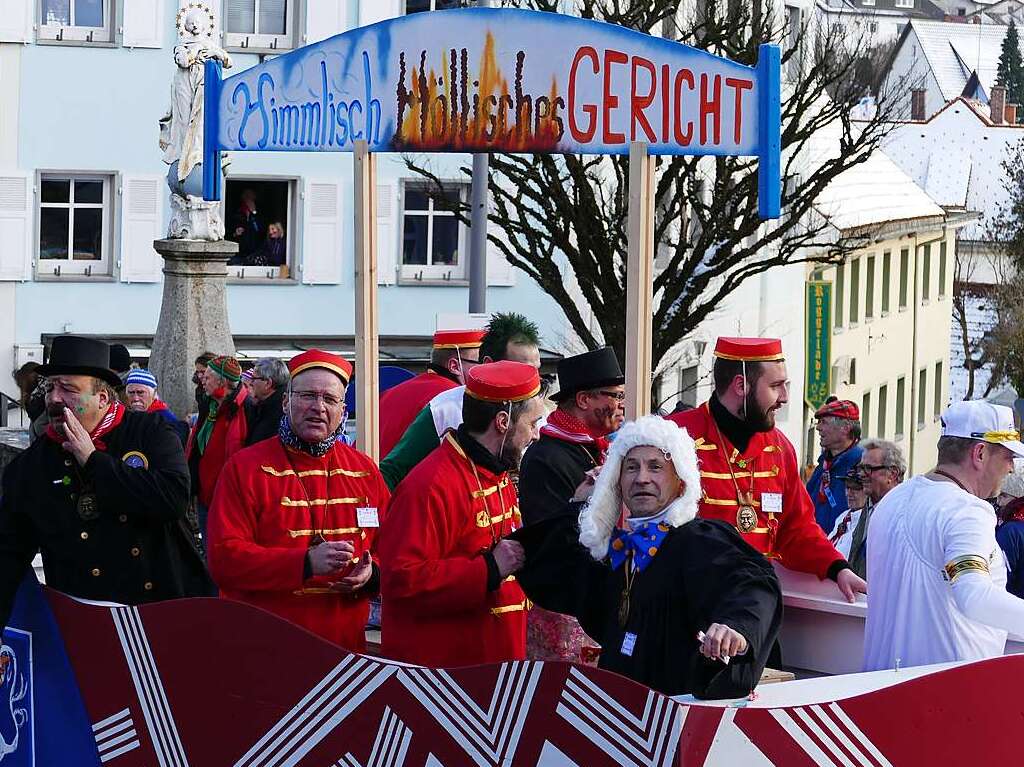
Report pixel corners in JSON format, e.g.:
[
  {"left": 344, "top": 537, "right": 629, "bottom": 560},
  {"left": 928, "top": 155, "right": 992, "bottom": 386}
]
[{"left": 697, "top": 630, "right": 731, "bottom": 665}]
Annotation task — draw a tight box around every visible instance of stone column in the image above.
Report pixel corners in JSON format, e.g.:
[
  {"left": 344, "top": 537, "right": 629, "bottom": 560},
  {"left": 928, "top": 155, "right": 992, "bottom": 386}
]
[{"left": 150, "top": 238, "right": 239, "bottom": 418}]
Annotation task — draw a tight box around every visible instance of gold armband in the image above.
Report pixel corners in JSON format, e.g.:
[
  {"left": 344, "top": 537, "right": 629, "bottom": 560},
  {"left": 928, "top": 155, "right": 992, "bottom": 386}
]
[{"left": 943, "top": 555, "right": 990, "bottom": 583}]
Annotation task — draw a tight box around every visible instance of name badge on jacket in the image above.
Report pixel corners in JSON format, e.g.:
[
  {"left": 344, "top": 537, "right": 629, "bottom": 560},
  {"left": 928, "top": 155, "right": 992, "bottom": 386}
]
[
  {"left": 357, "top": 507, "right": 379, "bottom": 527},
  {"left": 762, "top": 492, "right": 783, "bottom": 514}
]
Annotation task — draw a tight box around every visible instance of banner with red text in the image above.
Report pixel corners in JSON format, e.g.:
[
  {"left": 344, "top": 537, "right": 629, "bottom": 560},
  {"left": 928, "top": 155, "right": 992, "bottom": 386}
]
[{"left": 211, "top": 7, "right": 777, "bottom": 159}]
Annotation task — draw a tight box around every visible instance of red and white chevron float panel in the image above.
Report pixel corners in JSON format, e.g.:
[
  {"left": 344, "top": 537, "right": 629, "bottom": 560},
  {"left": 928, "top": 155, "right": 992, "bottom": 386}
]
[{"left": 42, "top": 589, "right": 1023, "bottom": 766}]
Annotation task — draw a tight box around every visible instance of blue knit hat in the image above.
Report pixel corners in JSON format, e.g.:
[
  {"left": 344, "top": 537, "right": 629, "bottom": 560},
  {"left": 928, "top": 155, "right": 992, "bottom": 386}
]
[{"left": 124, "top": 368, "right": 158, "bottom": 390}]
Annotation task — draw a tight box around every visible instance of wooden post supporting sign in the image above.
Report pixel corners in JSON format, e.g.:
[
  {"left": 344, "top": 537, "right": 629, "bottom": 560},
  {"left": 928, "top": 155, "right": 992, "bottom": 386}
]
[
  {"left": 353, "top": 141, "right": 380, "bottom": 461},
  {"left": 625, "top": 141, "right": 655, "bottom": 421}
]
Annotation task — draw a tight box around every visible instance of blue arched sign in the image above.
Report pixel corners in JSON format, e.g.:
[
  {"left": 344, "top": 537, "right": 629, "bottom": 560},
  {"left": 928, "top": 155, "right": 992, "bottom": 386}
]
[{"left": 203, "top": 7, "right": 781, "bottom": 217}]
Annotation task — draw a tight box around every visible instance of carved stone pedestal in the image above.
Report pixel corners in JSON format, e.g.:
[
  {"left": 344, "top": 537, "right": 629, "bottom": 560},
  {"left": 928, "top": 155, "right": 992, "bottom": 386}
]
[{"left": 150, "top": 238, "right": 238, "bottom": 418}]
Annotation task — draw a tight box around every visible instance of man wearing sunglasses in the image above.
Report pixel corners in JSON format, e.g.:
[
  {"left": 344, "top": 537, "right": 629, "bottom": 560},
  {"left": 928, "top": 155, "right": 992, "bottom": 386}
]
[{"left": 864, "top": 401, "right": 1024, "bottom": 671}]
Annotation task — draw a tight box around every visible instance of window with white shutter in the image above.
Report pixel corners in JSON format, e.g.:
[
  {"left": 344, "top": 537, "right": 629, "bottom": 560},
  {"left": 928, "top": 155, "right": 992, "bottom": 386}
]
[
  {"left": 376, "top": 180, "right": 397, "bottom": 285},
  {"left": 224, "top": 0, "right": 295, "bottom": 52},
  {"left": 122, "top": 0, "right": 164, "bottom": 48},
  {"left": 0, "top": 0, "right": 32, "bottom": 42},
  {"left": 36, "top": 172, "right": 114, "bottom": 278},
  {"left": 0, "top": 173, "right": 32, "bottom": 281},
  {"left": 224, "top": 177, "right": 297, "bottom": 281},
  {"left": 304, "top": 0, "right": 347, "bottom": 44},
  {"left": 399, "top": 179, "right": 467, "bottom": 283},
  {"left": 119, "top": 175, "right": 163, "bottom": 283},
  {"left": 38, "top": 0, "right": 114, "bottom": 43},
  {"left": 301, "top": 179, "right": 342, "bottom": 284}
]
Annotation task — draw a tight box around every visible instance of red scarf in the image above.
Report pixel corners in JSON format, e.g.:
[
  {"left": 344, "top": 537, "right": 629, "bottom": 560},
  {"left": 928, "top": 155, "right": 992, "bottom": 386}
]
[
  {"left": 540, "top": 408, "right": 611, "bottom": 458},
  {"left": 45, "top": 400, "right": 126, "bottom": 452},
  {"left": 147, "top": 398, "right": 170, "bottom": 413}
]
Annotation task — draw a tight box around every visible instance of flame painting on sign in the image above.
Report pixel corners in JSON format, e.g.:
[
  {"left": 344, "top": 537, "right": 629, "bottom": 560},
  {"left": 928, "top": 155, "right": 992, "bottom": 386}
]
[{"left": 394, "top": 33, "right": 565, "bottom": 152}]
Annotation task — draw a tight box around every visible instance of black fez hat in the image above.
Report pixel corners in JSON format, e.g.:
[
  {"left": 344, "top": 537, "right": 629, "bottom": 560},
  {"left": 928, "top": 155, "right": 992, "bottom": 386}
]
[
  {"left": 36, "top": 336, "right": 122, "bottom": 388},
  {"left": 551, "top": 347, "right": 625, "bottom": 403}
]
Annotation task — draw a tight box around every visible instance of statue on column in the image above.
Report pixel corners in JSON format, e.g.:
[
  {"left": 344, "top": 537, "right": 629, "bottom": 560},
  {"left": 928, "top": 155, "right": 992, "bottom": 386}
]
[{"left": 159, "top": 2, "right": 232, "bottom": 241}]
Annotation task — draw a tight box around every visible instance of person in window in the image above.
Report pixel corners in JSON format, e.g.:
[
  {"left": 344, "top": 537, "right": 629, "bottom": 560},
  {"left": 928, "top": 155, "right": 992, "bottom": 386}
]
[
  {"left": 247, "top": 221, "right": 286, "bottom": 267},
  {"left": 229, "top": 188, "right": 262, "bottom": 262}
]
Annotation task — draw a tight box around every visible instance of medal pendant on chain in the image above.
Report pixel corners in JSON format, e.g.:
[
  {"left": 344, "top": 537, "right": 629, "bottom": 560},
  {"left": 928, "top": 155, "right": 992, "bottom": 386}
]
[
  {"left": 618, "top": 590, "right": 630, "bottom": 628},
  {"left": 736, "top": 505, "right": 758, "bottom": 533}
]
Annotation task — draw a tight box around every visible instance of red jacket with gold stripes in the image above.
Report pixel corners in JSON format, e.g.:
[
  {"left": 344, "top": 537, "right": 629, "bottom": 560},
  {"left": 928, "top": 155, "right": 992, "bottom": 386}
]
[
  {"left": 378, "top": 371, "right": 457, "bottom": 457},
  {"left": 206, "top": 436, "right": 390, "bottom": 651},
  {"left": 666, "top": 402, "right": 842, "bottom": 579},
  {"left": 378, "top": 432, "right": 527, "bottom": 667}
]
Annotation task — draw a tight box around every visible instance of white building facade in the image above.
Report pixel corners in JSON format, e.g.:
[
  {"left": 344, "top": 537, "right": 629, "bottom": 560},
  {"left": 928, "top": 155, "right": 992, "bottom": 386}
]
[{"left": 0, "top": 0, "right": 571, "bottom": 412}]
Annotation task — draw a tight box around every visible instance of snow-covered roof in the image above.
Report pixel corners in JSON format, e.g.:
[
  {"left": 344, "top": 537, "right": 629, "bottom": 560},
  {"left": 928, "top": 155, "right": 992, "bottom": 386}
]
[
  {"left": 809, "top": 120, "right": 945, "bottom": 232},
  {"left": 906, "top": 20, "right": 1016, "bottom": 102},
  {"left": 883, "top": 97, "right": 1024, "bottom": 240}
]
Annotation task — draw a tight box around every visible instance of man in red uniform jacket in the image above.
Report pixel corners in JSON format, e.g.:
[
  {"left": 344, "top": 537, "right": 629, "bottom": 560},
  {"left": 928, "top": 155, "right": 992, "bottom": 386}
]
[
  {"left": 667, "top": 337, "right": 867, "bottom": 603},
  {"left": 378, "top": 361, "right": 547, "bottom": 667},
  {"left": 207, "top": 350, "right": 390, "bottom": 651},
  {"left": 378, "top": 328, "right": 485, "bottom": 456}
]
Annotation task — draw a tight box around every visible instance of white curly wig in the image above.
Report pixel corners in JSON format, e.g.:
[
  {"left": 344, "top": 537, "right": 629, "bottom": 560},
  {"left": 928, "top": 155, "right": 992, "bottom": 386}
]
[{"left": 578, "top": 415, "right": 702, "bottom": 560}]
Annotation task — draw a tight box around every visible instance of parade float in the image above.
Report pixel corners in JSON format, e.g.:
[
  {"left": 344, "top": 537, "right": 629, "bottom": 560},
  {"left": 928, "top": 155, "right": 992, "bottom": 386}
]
[
  {"left": 5, "top": 571, "right": 1023, "bottom": 766},
  {"left": 4, "top": 7, "right": 1014, "bottom": 766}
]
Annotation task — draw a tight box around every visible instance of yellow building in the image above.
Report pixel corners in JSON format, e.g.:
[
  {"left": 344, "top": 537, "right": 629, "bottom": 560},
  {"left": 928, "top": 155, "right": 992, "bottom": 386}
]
[{"left": 809, "top": 223, "right": 969, "bottom": 475}]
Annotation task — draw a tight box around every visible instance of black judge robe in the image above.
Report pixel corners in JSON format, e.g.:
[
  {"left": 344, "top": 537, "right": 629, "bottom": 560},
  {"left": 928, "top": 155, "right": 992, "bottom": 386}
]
[{"left": 512, "top": 512, "right": 783, "bottom": 699}]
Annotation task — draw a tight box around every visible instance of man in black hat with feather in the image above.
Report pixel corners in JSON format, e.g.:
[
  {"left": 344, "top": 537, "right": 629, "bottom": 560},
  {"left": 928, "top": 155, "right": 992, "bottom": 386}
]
[{"left": 0, "top": 335, "right": 211, "bottom": 637}]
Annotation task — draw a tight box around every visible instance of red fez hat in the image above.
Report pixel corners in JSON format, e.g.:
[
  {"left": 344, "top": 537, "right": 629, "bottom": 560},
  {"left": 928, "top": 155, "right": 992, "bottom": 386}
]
[
  {"left": 815, "top": 398, "right": 860, "bottom": 421},
  {"left": 288, "top": 349, "right": 353, "bottom": 384},
  {"left": 713, "top": 337, "right": 784, "bottom": 362},
  {"left": 433, "top": 329, "right": 486, "bottom": 349},
  {"left": 465, "top": 361, "right": 541, "bottom": 403}
]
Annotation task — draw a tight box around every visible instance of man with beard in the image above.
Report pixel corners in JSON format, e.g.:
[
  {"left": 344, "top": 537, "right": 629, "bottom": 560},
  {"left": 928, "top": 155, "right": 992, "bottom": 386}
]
[
  {"left": 378, "top": 329, "right": 486, "bottom": 457},
  {"left": 667, "top": 337, "right": 866, "bottom": 602},
  {"left": 377, "top": 361, "right": 546, "bottom": 667},
  {"left": 206, "top": 350, "right": 390, "bottom": 651},
  {"left": 0, "top": 336, "right": 211, "bottom": 632},
  {"left": 518, "top": 346, "right": 624, "bottom": 663}
]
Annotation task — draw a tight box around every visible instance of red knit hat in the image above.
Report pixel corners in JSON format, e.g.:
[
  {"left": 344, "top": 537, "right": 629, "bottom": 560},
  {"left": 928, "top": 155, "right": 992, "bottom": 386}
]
[
  {"left": 288, "top": 349, "right": 353, "bottom": 384},
  {"left": 207, "top": 355, "right": 241, "bottom": 383},
  {"left": 713, "top": 337, "right": 784, "bottom": 362},
  {"left": 465, "top": 361, "right": 541, "bottom": 403},
  {"left": 815, "top": 398, "right": 860, "bottom": 421},
  {"left": 433, "top": 329, "right": 486, "bottom": 349}
]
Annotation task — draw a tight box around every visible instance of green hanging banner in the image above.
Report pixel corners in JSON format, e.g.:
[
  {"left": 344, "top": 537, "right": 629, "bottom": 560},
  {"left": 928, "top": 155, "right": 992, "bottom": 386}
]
[{"left": 805, "top": 280, "right": 832, "bottom": 410}]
